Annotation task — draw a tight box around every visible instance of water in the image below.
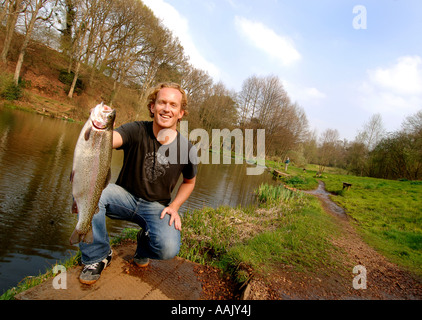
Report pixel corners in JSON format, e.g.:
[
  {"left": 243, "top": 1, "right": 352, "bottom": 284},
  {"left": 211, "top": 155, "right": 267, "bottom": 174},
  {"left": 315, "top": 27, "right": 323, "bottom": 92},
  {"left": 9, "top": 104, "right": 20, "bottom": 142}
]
[
  {"left": 0, "top": 106, "right": 277, "bottom": 294},
  {"left": 304, "top": 181, "right": 347, "bottom": 218}
]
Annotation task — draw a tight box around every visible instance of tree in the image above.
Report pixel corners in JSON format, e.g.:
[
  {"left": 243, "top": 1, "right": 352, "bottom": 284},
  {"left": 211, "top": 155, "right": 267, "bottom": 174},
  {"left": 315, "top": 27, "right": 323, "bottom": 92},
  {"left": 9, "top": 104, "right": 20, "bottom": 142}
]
[
  {"left": 302, "top": 129, "right": 318, "bottom": 164},
  {"left": 370, "top": 132, "right": 422, "bottom": 180},
  {"left": 346, "top": 141, "right": 367, "bottom": 176},
  {"left": 55, "top": 0, "right": 77, "bottom": 57},
  {"left": 198, "top": 81, "right": 238, "bottom": 136},
  {"left": 237, "top": 75, "right": 263, "bottom": 128},
  {"left": 356, "top": 113, "right": 385, "bottom": 151},
  {"left": 13, "top": 0, "right": 57, "bottom": 85},
  {"left": 317, "top": 128, "right": 340, "bottom": 174},
  {"left": 236, "top": 75, "right": 309, "bottom": 157},
  {"left": 402, "top": 109, "right": 422, "bottom": 135},
  {"left": 180, "top": 64, "right": 213, "bottom": 129},
  {"left": 1, "top": 0, "right": 25, "bottom": 63}
]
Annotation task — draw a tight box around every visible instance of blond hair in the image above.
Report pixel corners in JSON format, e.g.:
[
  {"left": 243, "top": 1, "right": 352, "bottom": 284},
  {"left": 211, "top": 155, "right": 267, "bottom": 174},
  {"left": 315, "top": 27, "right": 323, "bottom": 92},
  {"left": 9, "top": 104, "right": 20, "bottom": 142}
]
[{"left": 147, "top": 82, "right": 188, "bottom": 118}]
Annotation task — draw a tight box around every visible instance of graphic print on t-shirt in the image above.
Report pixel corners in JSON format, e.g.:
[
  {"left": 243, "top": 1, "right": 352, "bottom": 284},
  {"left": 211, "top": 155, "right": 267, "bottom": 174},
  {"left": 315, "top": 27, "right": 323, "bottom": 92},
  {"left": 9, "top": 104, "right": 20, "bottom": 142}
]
[{"left": 144, "top": 151, "right": 170, "bottom": 183}]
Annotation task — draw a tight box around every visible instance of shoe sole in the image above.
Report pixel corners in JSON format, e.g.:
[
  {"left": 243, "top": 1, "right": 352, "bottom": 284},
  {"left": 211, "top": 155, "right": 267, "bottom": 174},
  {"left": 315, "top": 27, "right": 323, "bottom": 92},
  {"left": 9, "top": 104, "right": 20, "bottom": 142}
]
[
  {"left": 79, "top": 261, "right": 111, "bottom": 285},
  {"left": 133, "top": 259, "right": 149, "bottom": 268},
  {"left": 79, "top": 278, "right": 98, "bottom": 285}
]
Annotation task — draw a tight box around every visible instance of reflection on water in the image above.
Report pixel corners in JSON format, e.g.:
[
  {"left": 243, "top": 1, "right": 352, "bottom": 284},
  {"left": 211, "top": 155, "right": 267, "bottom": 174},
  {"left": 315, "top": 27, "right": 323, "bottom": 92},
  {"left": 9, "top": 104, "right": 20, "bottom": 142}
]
[{"left": 0, "top": 106, "right": 277, "bottom": 294}]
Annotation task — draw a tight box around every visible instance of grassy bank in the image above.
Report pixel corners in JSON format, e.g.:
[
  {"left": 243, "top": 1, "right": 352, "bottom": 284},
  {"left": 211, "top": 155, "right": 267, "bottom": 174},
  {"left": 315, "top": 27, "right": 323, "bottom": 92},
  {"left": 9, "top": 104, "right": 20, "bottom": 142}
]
[
  {"left": 0, "top": 229, "right": 139, "bottom": 300},
  {"left": 0, "top": 252, "right": 81, "bottom": 300},
  {"left": 4, "top": 165, "right": 420, "bottom": 299},
  {"left": 2, "top": 183, "right": 344, "bottom": 299},
  {"left": 269, "top": 161, "right": 422, "bottom": 278},
  {"left": 180, "top": 184, "right": 344, "bottom": 283},
  {"left": 322, "top": 174, "right": 422, "bottom": 276}
]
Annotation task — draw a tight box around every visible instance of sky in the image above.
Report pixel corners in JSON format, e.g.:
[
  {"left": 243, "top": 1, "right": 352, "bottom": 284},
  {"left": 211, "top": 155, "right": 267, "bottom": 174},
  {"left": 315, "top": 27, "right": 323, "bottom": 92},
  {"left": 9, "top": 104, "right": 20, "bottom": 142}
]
[{"left": 142, "top": 0, "right": 422, "bottom": 141}]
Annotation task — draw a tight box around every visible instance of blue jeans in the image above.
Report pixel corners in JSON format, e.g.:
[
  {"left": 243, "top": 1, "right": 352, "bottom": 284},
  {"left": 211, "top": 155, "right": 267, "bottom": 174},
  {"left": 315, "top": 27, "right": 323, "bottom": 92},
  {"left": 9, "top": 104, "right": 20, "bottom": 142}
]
[{"left": 79, "top": 184, "right": 181, "bottom": 265}]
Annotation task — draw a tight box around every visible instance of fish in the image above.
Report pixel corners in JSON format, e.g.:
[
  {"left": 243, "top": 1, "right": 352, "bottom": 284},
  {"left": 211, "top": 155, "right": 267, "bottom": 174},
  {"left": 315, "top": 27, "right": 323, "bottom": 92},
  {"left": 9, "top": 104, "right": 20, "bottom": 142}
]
[{"left": 69, "top": 103, "right": 116, "bottom": 245}]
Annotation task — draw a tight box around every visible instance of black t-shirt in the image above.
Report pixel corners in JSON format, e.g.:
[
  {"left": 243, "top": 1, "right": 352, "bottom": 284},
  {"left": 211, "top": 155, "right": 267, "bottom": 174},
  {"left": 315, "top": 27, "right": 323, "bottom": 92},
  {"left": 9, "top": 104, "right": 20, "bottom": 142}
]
[{"left": 115, "top": 121, "right": 197, "bottom": 206}]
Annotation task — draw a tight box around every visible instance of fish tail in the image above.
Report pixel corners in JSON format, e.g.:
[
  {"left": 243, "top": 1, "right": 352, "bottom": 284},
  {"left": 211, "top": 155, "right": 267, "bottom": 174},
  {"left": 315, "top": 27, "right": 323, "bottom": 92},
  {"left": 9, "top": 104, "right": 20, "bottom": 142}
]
[
  {"left": 83, "top": 228, "right": 94, "bottom": 244},
  {"left": 70, "top": 228, "right": 81, "bottom": 245},
  {"left": 69, "top": 228, "right": 94, "bottom": 245}
]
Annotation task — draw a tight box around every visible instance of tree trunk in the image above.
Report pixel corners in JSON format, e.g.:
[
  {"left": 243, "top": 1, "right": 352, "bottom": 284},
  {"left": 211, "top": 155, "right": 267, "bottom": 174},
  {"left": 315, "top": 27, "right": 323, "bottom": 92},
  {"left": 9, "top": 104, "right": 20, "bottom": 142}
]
[
  {"left": 68, "top": 60, "right": 81, "bottom": 98},
  {"left": 1, "top": 0, "right": 20, "bottom": 63}
]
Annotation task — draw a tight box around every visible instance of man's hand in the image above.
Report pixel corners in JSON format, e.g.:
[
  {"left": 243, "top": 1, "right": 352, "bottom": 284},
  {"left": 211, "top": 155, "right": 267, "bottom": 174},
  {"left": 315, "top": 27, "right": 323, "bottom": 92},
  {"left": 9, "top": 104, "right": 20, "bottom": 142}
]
[
  {"left": 160, "top": 206, "right": 182, "bottom": 231},
  {"left": 160, "top": 177, "right": 195, "bottom": 231}
]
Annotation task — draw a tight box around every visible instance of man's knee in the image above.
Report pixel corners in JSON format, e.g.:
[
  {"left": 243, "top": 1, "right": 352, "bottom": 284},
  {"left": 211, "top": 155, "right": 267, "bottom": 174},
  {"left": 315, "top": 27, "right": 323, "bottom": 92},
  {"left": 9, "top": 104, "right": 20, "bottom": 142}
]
[
  {"left": 151, "top": 234, "right": 180, "bottom": 260},
  {"left": 161, "top": 239, "right": 180, "bottom": 260}
]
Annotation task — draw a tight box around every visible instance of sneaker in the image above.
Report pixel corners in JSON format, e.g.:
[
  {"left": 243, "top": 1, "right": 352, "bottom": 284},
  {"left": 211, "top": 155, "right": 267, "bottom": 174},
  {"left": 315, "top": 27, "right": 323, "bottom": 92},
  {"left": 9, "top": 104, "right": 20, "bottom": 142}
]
[
  {"left": 79, "top": 250, "right": 112, "bottom": 285},
  {"left": 133, "top": 255, "right": 149, "bottom": 267},
  {"left": 134, "top": 229, "right": 149, "bottom": 267}
]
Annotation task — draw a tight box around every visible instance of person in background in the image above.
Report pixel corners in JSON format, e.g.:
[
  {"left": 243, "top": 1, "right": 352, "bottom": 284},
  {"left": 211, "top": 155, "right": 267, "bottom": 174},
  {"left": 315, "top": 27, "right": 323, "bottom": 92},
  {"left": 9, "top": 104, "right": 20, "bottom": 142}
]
[{"left": 284, "top": 157, "right": 290, "bottom": 171}]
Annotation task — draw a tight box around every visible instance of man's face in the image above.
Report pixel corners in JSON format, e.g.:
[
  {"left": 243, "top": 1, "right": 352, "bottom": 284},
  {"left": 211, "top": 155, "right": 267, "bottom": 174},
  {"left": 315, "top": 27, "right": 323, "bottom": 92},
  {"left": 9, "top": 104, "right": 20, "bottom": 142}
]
[{"left": 150, "top": 87, "right": 185, "bottom": 131}]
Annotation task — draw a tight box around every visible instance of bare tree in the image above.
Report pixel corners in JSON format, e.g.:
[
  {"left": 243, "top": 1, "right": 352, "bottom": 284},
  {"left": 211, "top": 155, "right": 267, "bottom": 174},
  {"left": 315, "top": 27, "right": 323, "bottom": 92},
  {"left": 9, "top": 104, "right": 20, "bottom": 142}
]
[
  {"left": 318, "top": 128, "right": 340, "bottom": 174},
  {"left": 198, "top": 81, "right": 237, "bottom": 135},
  {"left": 1, "top": 0, "right": 25, "bottom": 64},
  {"left": 180, "top": 64, "right": 213, "bottom": 128},
  {"left": 237, "top": 75, "right": 262, "bottom": 128},
  {"left": 356, "top": 113, "right": 385, "bottom": 151},
  {"left": 402, "top": 109, "right": 422, "bottom": 135},
  {"left": 53, "top": 0, "right": 77, "bottom": 56},
  {"left": 236, "top": 75, "right": 309, "bottom": 157},
  {"left": 13, "top": 0, "right": 57, "bottom": 85},
  {"left": 66, "top": 0, "right": 89, "bottom": 98}
]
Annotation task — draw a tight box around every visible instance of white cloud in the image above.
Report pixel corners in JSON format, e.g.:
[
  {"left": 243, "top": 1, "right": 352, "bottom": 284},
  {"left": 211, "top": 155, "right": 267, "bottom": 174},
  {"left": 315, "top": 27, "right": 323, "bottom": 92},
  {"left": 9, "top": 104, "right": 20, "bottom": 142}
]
[
  {"left": 304, "top": 87, "right": 326, "bottom": 100},
  {"left": 234, "top": 16, "right": 301, "bottom": 67},
  {"left": 283, "top": 81, "right": 326, "bottom": 103},
  {"left": 368, "top": 56, "right": 422, "bottom": 95},
  {"left": 360, "top": 55, "right": 422, "bottom": 115},
  {"left": 142, "top": 0, "right": 220, "bottom": 79}
]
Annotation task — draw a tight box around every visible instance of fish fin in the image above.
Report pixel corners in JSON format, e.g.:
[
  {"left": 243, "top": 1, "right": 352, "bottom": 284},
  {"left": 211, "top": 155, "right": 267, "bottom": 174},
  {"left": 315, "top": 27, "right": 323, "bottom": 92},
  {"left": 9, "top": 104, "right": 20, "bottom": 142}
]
[
  {"left": 83, "top": 228, "right": 94, "bottom": 244},
  {"left": 70, "top": 170, "right": 75, "bottom": 183},
  {"left": 69, "top": 228, "right": 81, "bottom": 245},
  {"left": 84, "top": 126, "right": 92, "bottom": 141},
  {"left": 71, "top": 198, "right": 78, "bottom": 214}
]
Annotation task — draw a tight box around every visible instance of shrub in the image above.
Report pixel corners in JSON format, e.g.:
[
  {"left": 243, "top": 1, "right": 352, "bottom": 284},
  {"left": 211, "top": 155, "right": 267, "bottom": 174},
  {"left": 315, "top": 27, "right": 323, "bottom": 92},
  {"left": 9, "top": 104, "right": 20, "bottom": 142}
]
[
  {"left": 58, "top": 70, "right": 85, "bottom": 94},
  {"left": 0, "top": 73, "right": 26, "bottom": 100}
]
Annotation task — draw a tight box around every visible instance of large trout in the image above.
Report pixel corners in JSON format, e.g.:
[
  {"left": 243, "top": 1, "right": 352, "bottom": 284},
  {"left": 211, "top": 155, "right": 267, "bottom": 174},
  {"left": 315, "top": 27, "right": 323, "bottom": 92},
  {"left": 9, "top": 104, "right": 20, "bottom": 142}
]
[{"left": 70, "top": 103, "right": 116, "bottom": 245}]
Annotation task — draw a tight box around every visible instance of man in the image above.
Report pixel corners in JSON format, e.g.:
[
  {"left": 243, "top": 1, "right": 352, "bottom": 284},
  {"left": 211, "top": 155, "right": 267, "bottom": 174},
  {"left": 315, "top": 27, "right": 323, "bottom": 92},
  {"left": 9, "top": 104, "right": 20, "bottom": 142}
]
[
  {"left": 284, "top": 157, "right": 290, "bottom": 171},
  {"left": 79, "top": 82, "right": 197, "bottom": 285}
]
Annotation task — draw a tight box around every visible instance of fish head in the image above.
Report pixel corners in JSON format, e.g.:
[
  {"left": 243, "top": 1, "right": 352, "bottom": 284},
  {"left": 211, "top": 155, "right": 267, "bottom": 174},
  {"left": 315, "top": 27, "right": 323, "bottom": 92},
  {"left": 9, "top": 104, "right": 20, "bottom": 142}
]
[{"left": 90, "top": 103, "right": 116, "bottom": 131}]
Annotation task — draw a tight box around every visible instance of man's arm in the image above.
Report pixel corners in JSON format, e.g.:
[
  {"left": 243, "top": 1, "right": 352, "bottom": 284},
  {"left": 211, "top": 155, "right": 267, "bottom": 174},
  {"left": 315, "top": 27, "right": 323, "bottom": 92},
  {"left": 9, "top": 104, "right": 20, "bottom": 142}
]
[
  {"left": 160, "top": 177, "right": 196, "bottom": 231},
  {"left": 112, "top": 131, "right": 123, "bottom": 149}
]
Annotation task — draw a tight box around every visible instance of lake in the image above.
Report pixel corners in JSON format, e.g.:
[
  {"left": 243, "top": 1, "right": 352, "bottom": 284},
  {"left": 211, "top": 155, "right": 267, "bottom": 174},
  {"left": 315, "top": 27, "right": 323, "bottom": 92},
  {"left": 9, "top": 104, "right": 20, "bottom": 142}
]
[{"left": 0, "top": 106, "right": 277, "bottom": 294}]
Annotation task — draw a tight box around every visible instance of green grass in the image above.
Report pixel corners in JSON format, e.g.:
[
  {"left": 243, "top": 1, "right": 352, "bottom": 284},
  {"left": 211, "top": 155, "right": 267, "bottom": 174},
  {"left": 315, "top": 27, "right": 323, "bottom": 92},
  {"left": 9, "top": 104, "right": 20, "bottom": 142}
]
[
  {"left": 7, "top": 164, "right": 420, "bottom": 298},
  {"left": 227, "top": 196, "right": 342, "bottom": 275},
  {"left": 268, "top": 160, "right": 422, "bottom": 277},
  {"left": 180, "top": 184, "right": 343, "bottom": 283},
  {"left": 255, "top": 183, "right": 302, "bottom": 203},
  {"left": 321, "top": 174, "right": 422, "bottom": 276}
]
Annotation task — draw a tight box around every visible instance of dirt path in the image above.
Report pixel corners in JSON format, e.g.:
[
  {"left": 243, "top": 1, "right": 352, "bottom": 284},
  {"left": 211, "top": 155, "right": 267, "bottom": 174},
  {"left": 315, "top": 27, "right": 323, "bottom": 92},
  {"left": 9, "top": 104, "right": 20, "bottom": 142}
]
[
  {"left": 243, "top": 181, "right": 422, "bottom": 300},
  {"left": 15, "top": 241, "right": 240, "bottom": 300}
]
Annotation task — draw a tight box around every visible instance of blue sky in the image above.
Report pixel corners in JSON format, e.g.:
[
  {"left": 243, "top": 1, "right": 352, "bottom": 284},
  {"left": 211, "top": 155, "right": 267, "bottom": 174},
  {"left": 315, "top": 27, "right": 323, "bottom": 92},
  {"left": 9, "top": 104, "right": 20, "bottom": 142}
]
[{"left": 142, "top": 0, "right": 422, "bottom": 141}]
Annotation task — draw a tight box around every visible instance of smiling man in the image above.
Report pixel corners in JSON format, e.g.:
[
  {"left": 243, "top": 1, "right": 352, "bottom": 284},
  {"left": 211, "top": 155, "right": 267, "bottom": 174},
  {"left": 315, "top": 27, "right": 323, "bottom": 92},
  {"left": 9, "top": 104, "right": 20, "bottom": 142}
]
[{"left": 78, "top": 82, "right": 197, "bottom": 285}]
